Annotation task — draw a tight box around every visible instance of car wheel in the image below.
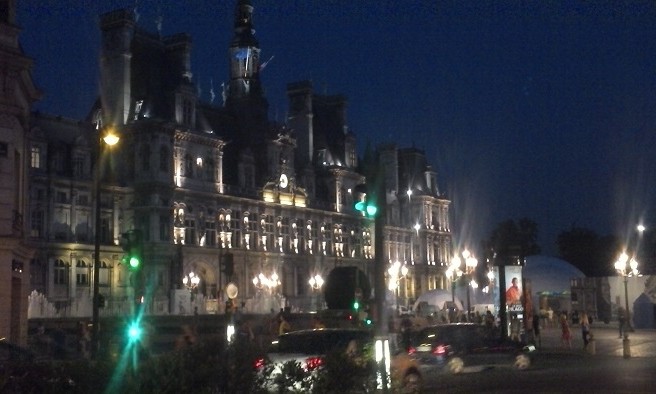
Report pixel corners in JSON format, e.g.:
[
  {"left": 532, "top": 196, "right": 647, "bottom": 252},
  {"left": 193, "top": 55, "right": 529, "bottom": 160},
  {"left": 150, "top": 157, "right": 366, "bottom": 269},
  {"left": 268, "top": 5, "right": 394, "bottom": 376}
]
[
  {"left": 447, "top": 357, "right": 464, "bottom": 374},
  {"left": 514, "top": 354, "right": 530, "bottom": 370},
  {"left": 402, "top": 371, "right": 422, "bottom": 393}
]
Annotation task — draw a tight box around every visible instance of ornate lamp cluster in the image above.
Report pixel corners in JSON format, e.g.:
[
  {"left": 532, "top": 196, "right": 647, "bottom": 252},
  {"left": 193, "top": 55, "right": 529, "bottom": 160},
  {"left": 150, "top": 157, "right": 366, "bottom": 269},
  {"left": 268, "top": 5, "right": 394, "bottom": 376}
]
[
  {"left": 182, "top": 271, "right": 201, "bottom": 290},
  {"left": 252, "top": 272, "right": 281, "bottom": 291},
  {"left": 308, "top": 274, "right": 324, "bottom": 291},
  {"left": 387, "top": 260, "right": 409, "bottom": 291}
]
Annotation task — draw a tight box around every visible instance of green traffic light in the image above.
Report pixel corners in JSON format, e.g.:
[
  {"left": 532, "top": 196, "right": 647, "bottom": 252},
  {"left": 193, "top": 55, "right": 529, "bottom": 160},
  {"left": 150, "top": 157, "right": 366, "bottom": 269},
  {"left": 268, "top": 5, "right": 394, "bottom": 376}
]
[
  {"left": 129, "top": 256, "right": 141, "bottom": 269},
  {"left": 365, "top": 318, "right": 372, "bottom": 325},
  {"left": 128, "top": 321, "right": 142, "bottom": 342},
  {"left": 354, "top": 201, "right": 366, "bottom": 212},
  {"left": 353, "top": 301, "right": 360, "bottom": 310},
  {"left": 366, "top": 205, "right": 378, "bottom": 217}
]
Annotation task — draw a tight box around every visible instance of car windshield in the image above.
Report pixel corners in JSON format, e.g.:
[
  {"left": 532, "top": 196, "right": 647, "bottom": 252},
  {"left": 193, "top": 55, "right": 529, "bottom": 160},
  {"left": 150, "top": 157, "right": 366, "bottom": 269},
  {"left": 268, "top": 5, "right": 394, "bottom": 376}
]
[{"left": 274, "top": 330, "right": 371, "bottom": 354}]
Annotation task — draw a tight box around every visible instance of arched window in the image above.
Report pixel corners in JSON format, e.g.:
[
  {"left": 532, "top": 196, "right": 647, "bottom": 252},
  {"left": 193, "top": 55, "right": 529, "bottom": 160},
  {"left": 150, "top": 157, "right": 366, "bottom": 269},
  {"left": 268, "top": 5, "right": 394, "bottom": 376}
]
[
  {"left": 99, "top": 261, "right": 111, "bottom": 286},
  {"left": 160, "top": 146, "right": 169, "bottom": 172},
  {"left": 54, "top": 259, "right": 68, "bottom": 285},
  {"left": 76, "top": 260, "right": 89, "bottom": 286}
]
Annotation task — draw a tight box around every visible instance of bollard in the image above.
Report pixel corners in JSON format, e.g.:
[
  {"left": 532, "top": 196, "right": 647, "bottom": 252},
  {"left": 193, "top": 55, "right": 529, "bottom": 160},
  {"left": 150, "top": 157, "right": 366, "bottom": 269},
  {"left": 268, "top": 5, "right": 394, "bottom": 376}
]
[{"left": 622, "top": 337, "right": 631, "bottom": 358}]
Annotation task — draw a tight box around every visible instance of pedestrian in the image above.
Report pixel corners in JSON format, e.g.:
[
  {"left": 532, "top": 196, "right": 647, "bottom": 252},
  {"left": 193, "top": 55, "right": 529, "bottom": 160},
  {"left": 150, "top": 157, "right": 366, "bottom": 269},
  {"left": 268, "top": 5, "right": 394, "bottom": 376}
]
[
  {"left": 618, "top": 306, "right": 626, "bottom": 338},
  {"left": 400, "top": 317, "right": 413, "bottom": 351},
  {"left": 532, "top": 315, "right": 541, "bottom": 349},
  {"left": 560, "top": 313, "right": 572, "bottom": 349},
  {"left": 78, "top": 321, "right": 91, "bottom": 359},
  {"left": 580, "top": 312, "right": 591, "bottom": 349},
  {"left": 237, "top": 317, "right": 255, "bottom": 343},
  {"left": 278, "top": 314, "right": 291, "bottom": 335},
  {"left": 510, "top": 314, "right": 521, "bottom": 342},
  {"left": 547, "top": 307, "right": 554, "bottom": 328}
]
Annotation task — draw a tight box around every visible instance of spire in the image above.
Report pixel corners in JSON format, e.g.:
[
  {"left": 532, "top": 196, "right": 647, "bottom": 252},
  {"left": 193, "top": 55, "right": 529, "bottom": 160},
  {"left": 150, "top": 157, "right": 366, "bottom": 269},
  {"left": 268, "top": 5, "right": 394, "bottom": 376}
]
[
  {"left": 232, "top": 0, "right": 258, "bottom": 47},
  {"left": 0, "top": 0, "right": 16, "bottom": 25},
  {"left": 226, "top": 0, "right": 268, "bottom": 118}
]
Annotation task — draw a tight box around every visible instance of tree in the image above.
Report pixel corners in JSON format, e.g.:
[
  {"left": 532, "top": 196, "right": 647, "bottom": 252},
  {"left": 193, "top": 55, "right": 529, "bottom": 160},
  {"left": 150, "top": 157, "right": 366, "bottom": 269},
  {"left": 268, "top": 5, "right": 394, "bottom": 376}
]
[
  {"left": 483, "top": 218, "right": 541, "bottom": 263},
  {"left": 556, "top": 226, "right": 619, "bottom": 277}
]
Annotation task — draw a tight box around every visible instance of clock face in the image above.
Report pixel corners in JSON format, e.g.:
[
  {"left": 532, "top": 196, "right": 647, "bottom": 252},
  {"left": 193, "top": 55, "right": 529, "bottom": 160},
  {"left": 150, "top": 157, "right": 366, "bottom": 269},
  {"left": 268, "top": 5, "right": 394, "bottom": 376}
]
[{"left": 279, "top": 174, "right": 288, "bottom": 189}]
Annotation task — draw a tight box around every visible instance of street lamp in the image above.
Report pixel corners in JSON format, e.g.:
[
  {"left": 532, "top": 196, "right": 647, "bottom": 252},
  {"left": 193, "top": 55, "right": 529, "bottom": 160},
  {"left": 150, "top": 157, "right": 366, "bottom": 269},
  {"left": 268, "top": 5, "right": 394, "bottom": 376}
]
[
  {"left": 614, "top": 251, "right": 639, "bottom": 358},
  {"left": 388, "top": 261, "right": 409, "bottom": 315},
  {"left": 446, "top": 256, "right": 463, "bottom": 321},
  {"left": 463, "top": 250, "right": 479, "bottom": 321},
  {"left": 92, "top": 126, "right": 120, "bottom": 359},
  {"left": 309, "top": 274, "right": 324, "bottom": 290},
  {"left": 252, "top": 271, "right": 281, "bottom": 293},
  {"left": 308, "top": 273, "right": 324, "bottom": 312},
  {"left": 183, "top": 271, "right": 201, "bottom": 300}
]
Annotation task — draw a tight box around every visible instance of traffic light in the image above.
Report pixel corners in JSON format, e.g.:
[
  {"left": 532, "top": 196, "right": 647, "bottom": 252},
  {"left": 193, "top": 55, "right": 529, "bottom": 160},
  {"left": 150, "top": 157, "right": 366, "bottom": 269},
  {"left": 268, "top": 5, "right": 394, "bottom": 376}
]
[
  {"left": 127, "top": 320, "right": 142, "bottom": 343},
  {"left": 353, "top": 300, "right": 360, "bottom": 311},
  {"left": 121, "top": 229, "right": 143, "bottom": 270},
  {"left": 353, "top": 184, "right": 378, "bottom": 218}
]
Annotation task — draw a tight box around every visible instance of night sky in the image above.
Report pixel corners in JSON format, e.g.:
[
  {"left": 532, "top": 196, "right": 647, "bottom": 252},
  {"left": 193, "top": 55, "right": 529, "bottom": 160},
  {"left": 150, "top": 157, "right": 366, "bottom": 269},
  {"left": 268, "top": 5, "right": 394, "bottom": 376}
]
[{"left": 16, "top": 1, "right": 656, "bottom": 256}]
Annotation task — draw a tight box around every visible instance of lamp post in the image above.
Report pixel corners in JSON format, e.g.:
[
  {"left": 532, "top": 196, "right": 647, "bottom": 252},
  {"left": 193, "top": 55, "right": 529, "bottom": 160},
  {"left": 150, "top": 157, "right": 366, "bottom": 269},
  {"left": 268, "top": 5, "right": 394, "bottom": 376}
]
[
  {"left": 463, "top": 250, "right": 478, "bottom": 321},
  {"left": 252, "top": 272, "right": 281, "bottom": 294},
  {"left": 388, "top": 261, "right": 408, "bottom": 315},
  {"left": 308, "top": 274, "right": 324, "bottom": 312},
  {"left": 183, "top": 271, "right": 201, "bottom": 301},
  {"left": 614, "top": 252, "right": 639, "bottom": 358},
  {"left": 446, "top": 255, "right": 463, "bottom": 321},
  {"left": 91, "top": 127, "right": 119, "bottom": 359},
  {"left": 309, "top": 273, "right": 324, "bottom": 291}
]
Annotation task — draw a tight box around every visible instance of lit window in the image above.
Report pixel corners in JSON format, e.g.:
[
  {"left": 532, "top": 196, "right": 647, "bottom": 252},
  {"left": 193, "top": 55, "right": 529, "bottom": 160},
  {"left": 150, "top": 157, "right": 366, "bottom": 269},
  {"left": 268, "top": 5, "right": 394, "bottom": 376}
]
[{"left": 31, "top": 146, "right": 40, "bottom": 168}]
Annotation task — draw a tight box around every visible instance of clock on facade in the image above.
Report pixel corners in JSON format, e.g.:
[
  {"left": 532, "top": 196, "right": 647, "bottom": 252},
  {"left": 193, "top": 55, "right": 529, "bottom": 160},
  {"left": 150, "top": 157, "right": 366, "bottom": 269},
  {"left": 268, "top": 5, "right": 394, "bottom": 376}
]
[{"left": 279, "top": 173, "right": 288, "bottom": 189}]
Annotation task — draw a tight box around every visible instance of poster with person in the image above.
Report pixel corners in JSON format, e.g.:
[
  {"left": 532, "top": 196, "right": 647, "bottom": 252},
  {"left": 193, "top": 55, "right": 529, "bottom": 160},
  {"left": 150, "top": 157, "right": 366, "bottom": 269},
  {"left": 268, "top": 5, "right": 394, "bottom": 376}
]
[{"left": 504, "top": 266, "right": 523, "bottom": 313}]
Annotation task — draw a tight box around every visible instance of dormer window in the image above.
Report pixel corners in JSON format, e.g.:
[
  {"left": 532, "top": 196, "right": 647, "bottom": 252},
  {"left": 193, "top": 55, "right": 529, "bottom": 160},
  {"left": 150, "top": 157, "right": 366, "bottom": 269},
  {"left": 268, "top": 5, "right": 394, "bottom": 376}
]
[{"left": 134, "top": 100, "right": 144, "bottom": 120}]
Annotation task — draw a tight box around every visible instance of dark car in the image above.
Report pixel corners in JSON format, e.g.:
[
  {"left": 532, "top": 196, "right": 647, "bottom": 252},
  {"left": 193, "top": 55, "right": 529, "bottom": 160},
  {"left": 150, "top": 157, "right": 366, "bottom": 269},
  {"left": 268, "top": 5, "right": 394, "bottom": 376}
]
[{"left": 408, "top": 323, "right": 535, "bottom": 374}]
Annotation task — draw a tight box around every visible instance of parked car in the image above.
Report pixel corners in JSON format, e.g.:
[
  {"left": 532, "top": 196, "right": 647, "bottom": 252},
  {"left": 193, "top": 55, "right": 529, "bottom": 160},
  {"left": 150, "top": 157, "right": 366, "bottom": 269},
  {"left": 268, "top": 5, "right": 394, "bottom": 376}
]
[
  {"left": 259, "top": 327, "right": 423, "bottom": 393},
  {"left": 408, "top": 323, "right": 535, "bottom": 374}
]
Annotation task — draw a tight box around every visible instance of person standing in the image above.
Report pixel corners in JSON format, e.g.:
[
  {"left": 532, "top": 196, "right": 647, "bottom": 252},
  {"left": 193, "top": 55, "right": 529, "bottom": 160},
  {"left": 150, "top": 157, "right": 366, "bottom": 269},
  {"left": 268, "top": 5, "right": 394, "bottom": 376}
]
[
  {"left": 532, "top": 315, "right": 541, "bottom": 349},
  {"left": 580, "top": 312, "right": 591, "bottom": 349},
  {"left": 278, "top": 314, "right": 291, "bottom": 335},
  {"left": 560, "top": 313, "right": 572, "bottom": 349},
  {"left": 618, "top": 306, "right": 626, "bottom": 338}
]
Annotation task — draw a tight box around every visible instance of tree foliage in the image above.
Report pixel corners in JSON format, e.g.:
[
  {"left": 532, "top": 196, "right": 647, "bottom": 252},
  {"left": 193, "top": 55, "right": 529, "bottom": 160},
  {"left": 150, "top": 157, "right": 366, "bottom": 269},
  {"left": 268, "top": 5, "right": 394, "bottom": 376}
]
[
  {"left": 483, "top": 218, "right": 541, "bottom": 262},
  {"left": 557, "top": 226, "right": 621, "bottom": 277}
]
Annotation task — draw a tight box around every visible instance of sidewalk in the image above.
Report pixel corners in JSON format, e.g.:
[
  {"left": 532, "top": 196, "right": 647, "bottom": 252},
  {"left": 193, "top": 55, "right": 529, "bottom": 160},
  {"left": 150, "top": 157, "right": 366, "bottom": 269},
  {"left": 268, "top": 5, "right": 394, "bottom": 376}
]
[{"left": 536, "top": 321, "right": 656, "bottom": 358}]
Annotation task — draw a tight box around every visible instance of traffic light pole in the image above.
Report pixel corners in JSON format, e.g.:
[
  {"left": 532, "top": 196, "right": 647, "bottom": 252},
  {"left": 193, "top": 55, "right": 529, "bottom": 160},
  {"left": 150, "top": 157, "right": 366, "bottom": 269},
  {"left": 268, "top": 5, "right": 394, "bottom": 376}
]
[
  {"left": 372, "top": 177, "right": 390, "bottom": 392},
  {"left": 91, "top": 140, "right": 103, "bottom": 359}
]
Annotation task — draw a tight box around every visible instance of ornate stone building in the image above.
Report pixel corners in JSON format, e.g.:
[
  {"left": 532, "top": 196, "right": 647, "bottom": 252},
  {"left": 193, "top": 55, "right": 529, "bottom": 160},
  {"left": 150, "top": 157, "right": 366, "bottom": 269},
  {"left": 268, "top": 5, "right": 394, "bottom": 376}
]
[
  {"left": 0, "top": 0, "right": 41, "bottom": 344},
  {"left": 26, "top": 0, "right": 453, "bottom": 318}
]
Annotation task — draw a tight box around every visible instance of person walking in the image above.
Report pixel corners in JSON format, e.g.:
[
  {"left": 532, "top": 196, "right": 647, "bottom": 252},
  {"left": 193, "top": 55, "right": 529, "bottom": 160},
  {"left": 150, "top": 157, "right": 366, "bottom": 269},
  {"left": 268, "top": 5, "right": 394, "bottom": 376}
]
[
  {"left": 532, "top": 315, "right": 541, "bottom": 349},
  {"left": 618, "top": 306, "right": 626, "bottom": 338},
  {"left": 580, "top": 312, "right": 591, "bottom": 349},
  {"left": 560, "top": 313, "right": 572, "bottom": 349}
]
